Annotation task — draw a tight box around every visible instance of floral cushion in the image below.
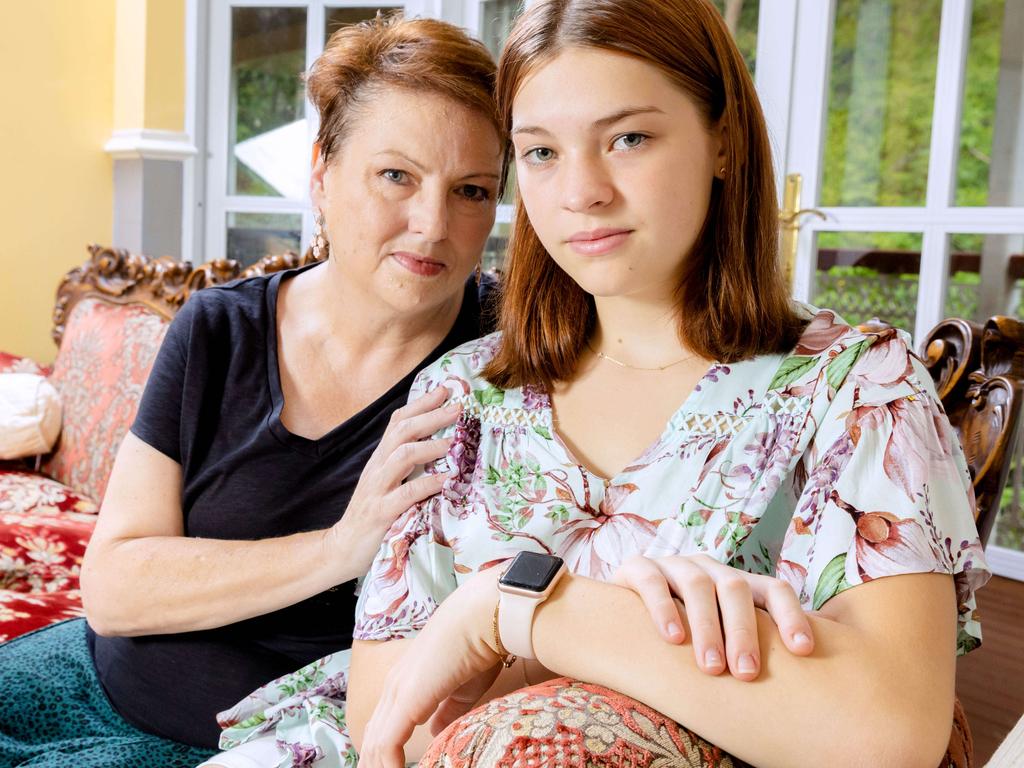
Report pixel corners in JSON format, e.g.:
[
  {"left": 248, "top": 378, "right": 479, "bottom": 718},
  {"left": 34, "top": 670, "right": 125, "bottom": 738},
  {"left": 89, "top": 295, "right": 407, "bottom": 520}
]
[
  {"left": 0, "top": 469, "right": 96, "bottom": 596},
  {"left": 0, "top": 589, "right": 84, "bottom": 643},
  {"left": 419, "top": 677, "right": 751, "bottom": 768},
  {"left": 420, "top": 677, "right": 972, "bottom": 768},
  {"left": 41, "top": 298, "right": 169, "bottom": 503}
]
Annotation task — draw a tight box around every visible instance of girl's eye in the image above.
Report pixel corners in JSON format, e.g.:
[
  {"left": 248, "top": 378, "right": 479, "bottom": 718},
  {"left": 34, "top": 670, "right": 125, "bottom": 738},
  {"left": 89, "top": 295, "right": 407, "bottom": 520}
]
[
  {"left": 382, "top": 169, "right": 408, "bottom": 183},
  {"left": 612, "top": 133, "right": 648, "bottom": 151},
  {"left": 457, "top": 185, "right": 492, "bottom": 202},
  {"left": 523, "top": 147, "right": 555, "bottom": 164}
]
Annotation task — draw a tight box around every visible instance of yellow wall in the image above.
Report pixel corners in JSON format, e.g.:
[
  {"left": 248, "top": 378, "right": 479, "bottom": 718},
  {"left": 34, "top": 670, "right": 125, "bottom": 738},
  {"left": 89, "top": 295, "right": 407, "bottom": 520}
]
[
  {"left": 0, "top": 0, "right": 186, "bottom": 363},
  {"left": 114, "top": 0, "right": 186, "bottom": 132},
  {"left": 0, "top": 1, "right": 117, "bottom": 363},
  {"left": 113, "top": 0, "right": 147, "bottom": 131},
  {"left": 145, "top": 0, "right": 186, "bottom": 131}
]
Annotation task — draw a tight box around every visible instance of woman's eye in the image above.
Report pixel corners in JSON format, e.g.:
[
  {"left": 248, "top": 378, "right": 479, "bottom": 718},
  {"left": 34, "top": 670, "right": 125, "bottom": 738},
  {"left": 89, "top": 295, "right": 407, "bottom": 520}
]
[
  {"left": 381, "top": 169, "right": 408, "bottom": 183},
  {"left": 523, "top": 147, "right": 555, "bottom": 164},
  {"left": 612, "top": 133, "right": 648, "bottom": 151},
  {"left": 457, "top": 185, "right": 492, "bottom": 202}
]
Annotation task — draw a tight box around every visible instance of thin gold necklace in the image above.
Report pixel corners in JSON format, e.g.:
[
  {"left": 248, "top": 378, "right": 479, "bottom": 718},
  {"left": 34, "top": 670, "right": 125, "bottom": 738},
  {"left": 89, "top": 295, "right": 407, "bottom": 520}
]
[{"left": 586, "top": 340, "right": 698, "bottom": 371}]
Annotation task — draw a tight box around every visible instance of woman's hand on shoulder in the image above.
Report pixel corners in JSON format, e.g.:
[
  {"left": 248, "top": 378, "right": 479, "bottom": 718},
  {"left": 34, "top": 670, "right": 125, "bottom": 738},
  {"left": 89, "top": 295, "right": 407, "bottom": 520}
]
[
  {"left": 329, "top": 386, "right": 462, "bottom": 578},
  {"left": 611, "top": 554, "right": 814, "bottom": 681}
]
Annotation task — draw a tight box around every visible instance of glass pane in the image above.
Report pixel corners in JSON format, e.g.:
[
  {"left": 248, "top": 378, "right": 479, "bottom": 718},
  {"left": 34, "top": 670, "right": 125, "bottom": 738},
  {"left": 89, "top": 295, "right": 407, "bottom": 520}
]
[
  {"left": 226, "top": 212, "right": 302, "bottom": 267},
  {"left": 229, "top": 7, "right": 307, "bottom": 198},
  {"left": 709, "top": 0, "right": 759, "bottom": 76},
  {"left": 326, "top": 7, "right": 400, "bottom": 44},
  {"left": 994, "top": 470, "right": 1024, "bottom": 552},
  {"left": 480, "top": 0, "right": 521, "bottom": 60},
  {"left": 946, "top": 232, "right": 1024, "bottom": 322},
  {"left": 956, "top": 0, "right": 1024, "bottom": 206},
  {"left": 821, "top": 0, "right": 941, "bottom": 207},
  {"left": 482, "top": 221, "right": 511, "bottom": 274},
  {"left": 479, "top": 0, "right": 524, "bottom": 209},
  {"left": 813, "top": 231, "right": 923, "bottom": 332}
]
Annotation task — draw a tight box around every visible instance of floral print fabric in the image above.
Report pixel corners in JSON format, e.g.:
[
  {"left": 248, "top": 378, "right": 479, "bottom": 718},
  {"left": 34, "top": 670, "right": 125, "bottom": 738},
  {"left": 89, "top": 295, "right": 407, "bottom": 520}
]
[
  {"left": 0, "top": 298, "right": 164, "bottom": 642},
  {"left": 357, "top": 309, "right": 988, "bottom": 649},
  {"left": 0, "top": 470, "right": 97, "bottom": 641},
  {"left": 418, "top": 676, "right": 753, "bottom": 768},
  {"left": 42, "top": 298, "right": 169, "bottom": 504},
  {"left": 217, "top": 307, "right": 990, "bottom": 766},
  {"left": 417, "top": 676, "right": 972, "bottom": 768}
]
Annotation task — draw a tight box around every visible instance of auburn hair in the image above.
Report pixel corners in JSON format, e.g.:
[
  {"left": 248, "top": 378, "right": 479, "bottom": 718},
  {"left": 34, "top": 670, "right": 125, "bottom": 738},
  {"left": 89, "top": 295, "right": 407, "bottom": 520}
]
[
  {"left": 306, "top": 12, "right": 505, "bottom": 190},
  {"left": 483, "top": 0, "right": 806, "bottom": 391}
]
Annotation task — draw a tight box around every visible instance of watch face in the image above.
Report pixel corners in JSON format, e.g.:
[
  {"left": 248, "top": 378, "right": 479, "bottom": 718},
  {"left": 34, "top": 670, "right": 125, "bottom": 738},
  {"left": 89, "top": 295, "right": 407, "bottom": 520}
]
[{"left": 499, "top": 551, "right": 564, "bottom": 592}]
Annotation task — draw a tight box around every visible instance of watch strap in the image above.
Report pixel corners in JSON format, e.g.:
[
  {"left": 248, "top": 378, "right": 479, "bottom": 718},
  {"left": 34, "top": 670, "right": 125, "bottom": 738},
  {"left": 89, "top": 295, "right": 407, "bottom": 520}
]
[{"left": 498, "top": 591, "right": 540, "bottom": 660}]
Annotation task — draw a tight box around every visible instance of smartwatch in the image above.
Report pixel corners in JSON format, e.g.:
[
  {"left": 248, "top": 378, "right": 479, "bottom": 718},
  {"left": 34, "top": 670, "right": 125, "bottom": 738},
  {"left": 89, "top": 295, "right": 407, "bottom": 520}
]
[{"left": 497, "top": 551, "right": 567, "bottom": 660}]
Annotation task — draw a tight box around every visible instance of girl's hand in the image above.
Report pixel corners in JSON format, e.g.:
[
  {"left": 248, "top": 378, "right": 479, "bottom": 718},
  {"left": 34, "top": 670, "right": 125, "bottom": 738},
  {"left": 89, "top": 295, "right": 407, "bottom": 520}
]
[
  {"left": 610, "top": 554, "right": 814, "bottom": 681},
  {"left": 329, "top": 386, "right": 461, "bottom": 578},
  {"left": 358, "top": 567, "right": 504, "bottom": 768}
]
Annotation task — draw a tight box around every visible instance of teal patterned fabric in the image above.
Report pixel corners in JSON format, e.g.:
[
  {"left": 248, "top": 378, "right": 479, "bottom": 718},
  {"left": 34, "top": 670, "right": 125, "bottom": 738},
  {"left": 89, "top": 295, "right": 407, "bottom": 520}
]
[{"left": 0, "top": 619, "right": 215, "bottom": 767}]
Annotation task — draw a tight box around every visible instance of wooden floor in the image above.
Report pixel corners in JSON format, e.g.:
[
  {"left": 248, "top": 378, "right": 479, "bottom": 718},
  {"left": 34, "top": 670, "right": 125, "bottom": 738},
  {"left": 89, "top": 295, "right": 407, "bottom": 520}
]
[{"left": 956, "top": 575, "right": 1024, "bottom": 764}]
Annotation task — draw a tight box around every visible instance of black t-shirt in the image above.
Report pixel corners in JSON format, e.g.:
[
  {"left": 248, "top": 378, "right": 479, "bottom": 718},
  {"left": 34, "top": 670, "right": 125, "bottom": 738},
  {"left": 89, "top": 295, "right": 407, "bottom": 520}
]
[{"left": 88, "top": 263, "right": 494, "bottom": 749}]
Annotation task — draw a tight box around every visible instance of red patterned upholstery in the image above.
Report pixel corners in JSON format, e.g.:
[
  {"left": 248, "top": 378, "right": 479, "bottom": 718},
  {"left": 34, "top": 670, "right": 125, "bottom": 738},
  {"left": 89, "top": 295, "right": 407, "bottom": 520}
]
[
  {"left": 420, "top": 677, "right": 972, "bottom": 768},
  {"left": 420, "top": 677, "right": 751, "bottom": 768},
  {"left": 40, "top": 298, "right": 169, "bottom": 505},
  {"left": 0, "top": 299, "right": 167, "bottom": 641},
  {"left": 0, "top": 470, "right": 96, "bottom": 590},
  {"left": 0, "top": 589, "right": 84, "bottom": 644},
  {"left": 0, "top": 468, "right": 97, "bottom": 639}
]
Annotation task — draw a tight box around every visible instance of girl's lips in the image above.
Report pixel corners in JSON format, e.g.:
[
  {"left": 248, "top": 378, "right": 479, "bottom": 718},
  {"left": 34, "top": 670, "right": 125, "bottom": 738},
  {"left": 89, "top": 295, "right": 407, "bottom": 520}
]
[
  {"left": 392, "top": 252, "right": 446, "bottom": 277},
  {"left": 567, "top": 230, "right": 632, "bottom": 256}
]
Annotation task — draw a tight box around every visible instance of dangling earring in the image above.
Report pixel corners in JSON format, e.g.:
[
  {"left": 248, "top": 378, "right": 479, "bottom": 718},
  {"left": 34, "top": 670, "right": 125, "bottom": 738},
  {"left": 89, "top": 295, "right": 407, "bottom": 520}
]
[
  {"left": 474, "top": 260, "right": 482, "bottom": 286},
  {"left": 312, "top": 210, "right": 329, "bottom": 260}
]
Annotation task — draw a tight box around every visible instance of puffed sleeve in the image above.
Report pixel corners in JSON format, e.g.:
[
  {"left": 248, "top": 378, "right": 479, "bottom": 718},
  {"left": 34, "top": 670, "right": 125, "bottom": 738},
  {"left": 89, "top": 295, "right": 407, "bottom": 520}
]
[
  {"left": 777, "top": 330, "right": 991, "bottom": 655},
  {"left": 352, "top": 358, "right": 469, "bottom": 641}
]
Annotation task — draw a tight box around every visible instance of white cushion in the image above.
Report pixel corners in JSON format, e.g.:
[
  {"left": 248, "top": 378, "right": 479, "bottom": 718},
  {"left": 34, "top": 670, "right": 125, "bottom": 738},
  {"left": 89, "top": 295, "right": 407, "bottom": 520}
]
[{"left": 0, "top": 373, "right": 62, "bottom": 459}]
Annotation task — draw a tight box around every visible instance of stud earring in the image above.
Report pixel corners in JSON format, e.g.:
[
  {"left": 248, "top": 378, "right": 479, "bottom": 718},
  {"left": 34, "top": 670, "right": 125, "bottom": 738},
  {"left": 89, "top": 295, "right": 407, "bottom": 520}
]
[{"left": 312, "top": 210, "right": 329, "bottom": 260}]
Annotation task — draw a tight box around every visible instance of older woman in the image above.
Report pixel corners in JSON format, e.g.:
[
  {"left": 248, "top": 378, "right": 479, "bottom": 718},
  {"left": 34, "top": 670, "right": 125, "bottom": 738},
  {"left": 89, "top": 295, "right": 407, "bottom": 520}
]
[{"left": 0, "top": 14, "right": 503, "bottom": 767}]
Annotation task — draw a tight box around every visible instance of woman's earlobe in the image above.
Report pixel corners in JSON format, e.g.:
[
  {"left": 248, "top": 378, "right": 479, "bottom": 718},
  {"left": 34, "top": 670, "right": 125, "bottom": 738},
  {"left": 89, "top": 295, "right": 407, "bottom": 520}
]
[{"left": 310, "top": 144, "right": 328, "bottom": 207}]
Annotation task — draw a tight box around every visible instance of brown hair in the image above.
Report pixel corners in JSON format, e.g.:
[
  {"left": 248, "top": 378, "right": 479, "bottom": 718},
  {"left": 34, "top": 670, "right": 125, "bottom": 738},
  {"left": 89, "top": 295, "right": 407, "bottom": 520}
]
[
  {"left": 483, "top": 0, "right": 805, "bottom": 391},
  {"left": 306, "top": 12, "right": 505, "bottom": 188}
]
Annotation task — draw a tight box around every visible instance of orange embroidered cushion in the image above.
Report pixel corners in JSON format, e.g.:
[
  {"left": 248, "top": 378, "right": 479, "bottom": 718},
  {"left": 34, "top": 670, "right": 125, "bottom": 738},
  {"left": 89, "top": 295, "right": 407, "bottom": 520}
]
[{"left": 41, "top": 298, "right": 170, "bottom": 503}]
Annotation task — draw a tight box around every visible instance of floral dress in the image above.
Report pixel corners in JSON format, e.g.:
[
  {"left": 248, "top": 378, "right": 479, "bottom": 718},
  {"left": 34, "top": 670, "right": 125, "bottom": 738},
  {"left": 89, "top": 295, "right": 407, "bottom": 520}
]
[{"left": 210, "top": 307, "right": 991, "bottom": 768}]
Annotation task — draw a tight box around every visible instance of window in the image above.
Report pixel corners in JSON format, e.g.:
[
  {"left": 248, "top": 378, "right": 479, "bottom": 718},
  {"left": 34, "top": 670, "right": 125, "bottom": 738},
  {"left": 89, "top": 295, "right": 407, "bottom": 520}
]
[
  {"left": 204, "top": 2, "right": 403, "bottom": 267},
  {"left": 202, "top": 0, "right": 526, "bottom": 267}
]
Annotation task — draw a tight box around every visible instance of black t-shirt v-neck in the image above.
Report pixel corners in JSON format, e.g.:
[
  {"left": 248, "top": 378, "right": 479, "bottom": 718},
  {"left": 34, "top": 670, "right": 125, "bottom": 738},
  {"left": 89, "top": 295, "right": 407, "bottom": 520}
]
[{"left": 87, "top": 263, "right": 494, "bottom": 749}]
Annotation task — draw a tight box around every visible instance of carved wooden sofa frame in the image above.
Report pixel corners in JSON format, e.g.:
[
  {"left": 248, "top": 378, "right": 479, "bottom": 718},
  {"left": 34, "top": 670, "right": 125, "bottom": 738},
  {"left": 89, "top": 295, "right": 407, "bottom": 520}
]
[
  {"left": 52, "top": 244, "right": 322, "bottom": 346},
  {"left": 920, "top": 316, "right": 1024, "bottom": 546},
  {"left": 0, "top": 244, "right": 320, "bottom": 642}
]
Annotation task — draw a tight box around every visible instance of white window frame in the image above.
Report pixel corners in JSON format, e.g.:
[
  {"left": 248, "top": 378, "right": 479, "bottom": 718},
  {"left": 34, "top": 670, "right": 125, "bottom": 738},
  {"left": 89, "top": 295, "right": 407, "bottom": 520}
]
[
  {"left": 195, "top": 0, "right": 526, "bottom": 264},
  {"left": 777, "top": 0, "right": 1024, "bottom": 578},
  {"left": 785, "top": 1, "right": 1022, "bottom": 343}
]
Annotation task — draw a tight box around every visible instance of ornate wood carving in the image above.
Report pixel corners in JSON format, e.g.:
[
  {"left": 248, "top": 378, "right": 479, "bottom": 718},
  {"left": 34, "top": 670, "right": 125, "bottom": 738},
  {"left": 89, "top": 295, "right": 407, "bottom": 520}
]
[
  {"left": 919, "top": 315, "right": 1024, "bottom": 546},
  {"left": 960, "top": 375, "right": 1022, "bottom": 545},
  {"left": 980, "top": 316, "right": 1024, "bottom": 381},
  {"left": 52, "top": 244, "right": 323, "bottom": 347},
  {"left": 920, "top": 318, "right": 982, "bottom": 417}
]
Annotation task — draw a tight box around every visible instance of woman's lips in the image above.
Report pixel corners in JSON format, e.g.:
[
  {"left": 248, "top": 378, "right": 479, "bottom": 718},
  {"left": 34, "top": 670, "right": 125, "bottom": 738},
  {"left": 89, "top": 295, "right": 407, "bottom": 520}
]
[
  {"left": 566, "top": 229, "right": 633, "bottom": 256},
  {"left": 392, "top": 252, "right": 446, "bottom": 277}
]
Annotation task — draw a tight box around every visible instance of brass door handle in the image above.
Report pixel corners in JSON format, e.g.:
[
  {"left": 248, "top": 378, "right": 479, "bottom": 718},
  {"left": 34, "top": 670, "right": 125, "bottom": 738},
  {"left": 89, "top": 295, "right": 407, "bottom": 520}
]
[
  {"left": 778, "top": 174, "right": 828, "bottom": 289},
  {"left": 779, "top": 207, "right": 827, "bottom": 227}
]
